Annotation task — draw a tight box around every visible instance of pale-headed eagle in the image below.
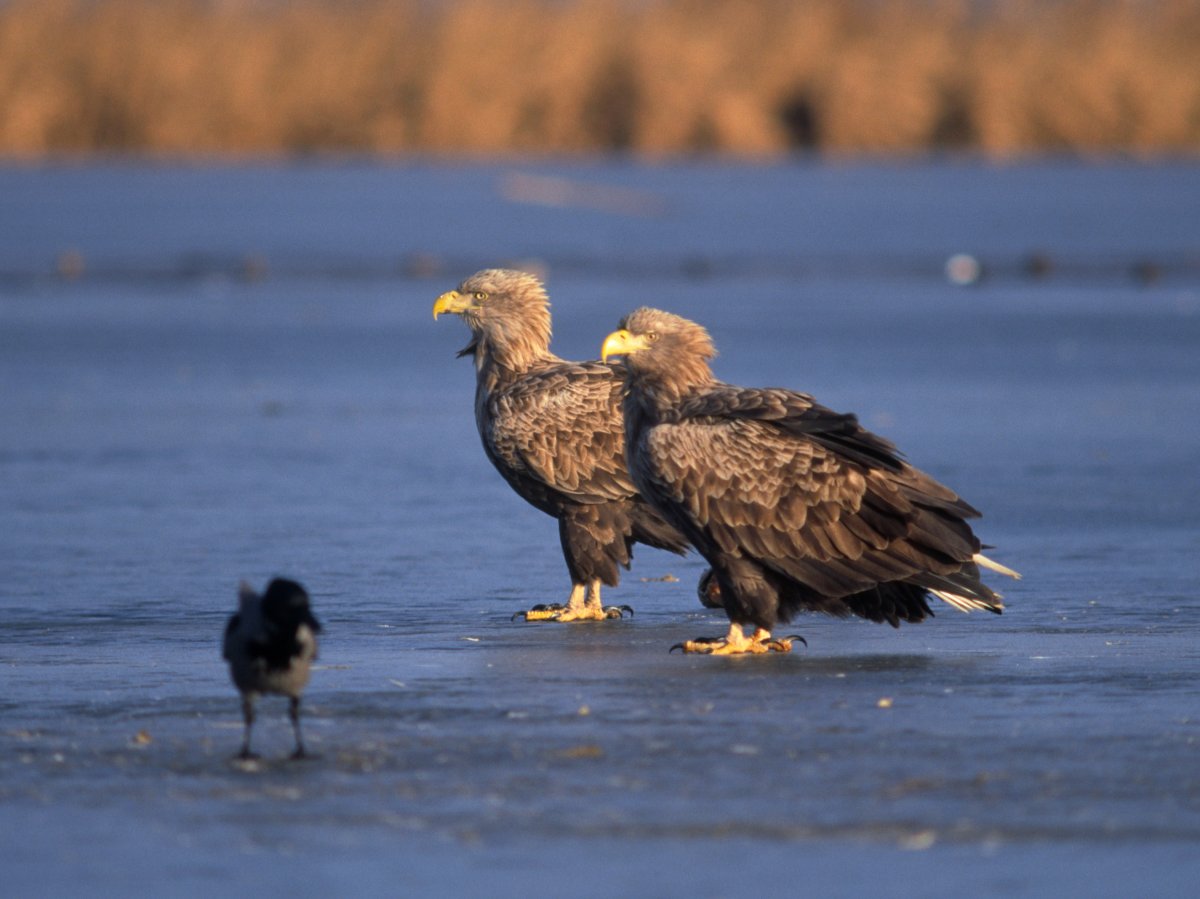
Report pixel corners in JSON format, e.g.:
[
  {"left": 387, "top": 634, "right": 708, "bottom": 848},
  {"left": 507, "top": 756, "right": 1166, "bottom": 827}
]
[
  {"left": 602, "top": 308, "right": 1019, "bottom": 654},
  {"left": 434, "top": 271, "right": 688, "bottom": 621}
]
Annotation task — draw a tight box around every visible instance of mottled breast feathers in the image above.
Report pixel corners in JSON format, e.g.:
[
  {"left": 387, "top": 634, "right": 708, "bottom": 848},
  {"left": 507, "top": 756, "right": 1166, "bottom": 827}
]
[{"left": 486, "top": 359, "right": 637, "bottom": 504}]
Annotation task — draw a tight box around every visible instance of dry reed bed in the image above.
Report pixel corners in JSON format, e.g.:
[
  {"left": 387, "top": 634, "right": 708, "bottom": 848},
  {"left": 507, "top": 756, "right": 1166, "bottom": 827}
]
[{"left": 1, "top": 0, "right": 1198, "bottom": 157}]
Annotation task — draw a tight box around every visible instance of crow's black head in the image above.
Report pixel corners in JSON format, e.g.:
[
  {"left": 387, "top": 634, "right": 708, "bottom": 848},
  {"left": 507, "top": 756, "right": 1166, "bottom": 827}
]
[{"left": 261, "top": 577, "right": 321, "bottom": 633}]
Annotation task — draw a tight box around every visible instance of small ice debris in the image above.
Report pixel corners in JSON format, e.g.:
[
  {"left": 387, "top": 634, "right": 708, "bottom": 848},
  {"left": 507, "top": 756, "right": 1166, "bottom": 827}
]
[
  {"left": 731, "top": 744, "right": 759, "bottom": 755},
  {"left": 131, "top": 730, "right": 152, "bottom": 747},
  {"left": 388, "top": 679, "right": 407, "bottom": 688},
  {"left": 900, "top": 830, "right": 937, "bottom": 851},
  {"left": 577, "top": 705, "right": 590, "bottom": 716},
  {"left": 463, "top": 636, "right": 481, "bottom": 642},
  {"left": 876, "top": 697, "right": 894, "bottom": 709},
  {"left": 945, "top": 253, "right": 982, "bottom": 286}
]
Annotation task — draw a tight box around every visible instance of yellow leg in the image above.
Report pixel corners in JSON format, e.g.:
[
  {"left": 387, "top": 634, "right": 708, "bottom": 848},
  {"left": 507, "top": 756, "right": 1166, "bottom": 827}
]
[
  {"left": 515, "top": 582, "right": 633, "bottom": 622},
  {"left": 671, "top": 623, "right": 804, "bottom": 654},
  {"left": 556, "top": 579, "right": 633, "bottom": 621}
]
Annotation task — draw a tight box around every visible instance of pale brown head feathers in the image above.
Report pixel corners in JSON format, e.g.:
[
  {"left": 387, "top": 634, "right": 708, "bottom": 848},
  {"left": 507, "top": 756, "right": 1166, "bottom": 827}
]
[
  {"left": 434, "top": 269, "right": 554, "bottom": 371},
  {"left": 605, "top": 307, "right": 717, "bottom": 400}
]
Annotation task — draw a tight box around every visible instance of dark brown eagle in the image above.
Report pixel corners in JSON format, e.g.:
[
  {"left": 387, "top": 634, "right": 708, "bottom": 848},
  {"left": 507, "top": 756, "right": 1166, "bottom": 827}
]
[
  {"left": 602, "top": 307, "right": 1019, "bottom": 654},
  {"left": 433, "top": 270, "right": 688, "bottom": 621}
]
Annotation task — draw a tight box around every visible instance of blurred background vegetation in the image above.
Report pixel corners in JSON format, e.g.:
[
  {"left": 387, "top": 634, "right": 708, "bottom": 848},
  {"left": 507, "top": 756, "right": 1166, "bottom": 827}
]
[{"left": 1, "top": 0, "right": 1198, "bottom": 158}]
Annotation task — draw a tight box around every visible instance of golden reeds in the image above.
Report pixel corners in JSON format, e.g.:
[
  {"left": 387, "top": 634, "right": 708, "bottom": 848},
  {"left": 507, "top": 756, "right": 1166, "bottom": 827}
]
[{"left": 1, "top": 0, "right": 1198, "bottom": 157}]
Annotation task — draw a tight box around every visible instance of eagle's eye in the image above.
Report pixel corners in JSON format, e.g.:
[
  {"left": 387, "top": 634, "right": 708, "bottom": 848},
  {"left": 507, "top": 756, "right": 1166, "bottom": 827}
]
[
  {"left": 473, "top": 291, "right": 488, "bottom": 301},
  {"left": 646, "top": 331, "right": 659, "bottom": 342}
]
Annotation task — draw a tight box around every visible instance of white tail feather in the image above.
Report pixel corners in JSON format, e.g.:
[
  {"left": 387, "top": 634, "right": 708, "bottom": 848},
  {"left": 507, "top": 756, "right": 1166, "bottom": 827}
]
[
  {"left": 973, "top": 552, "right": 1021, "bottom": 580},
  {"left": 929, "top": 589, "right": 1001, "bottom": 614}
]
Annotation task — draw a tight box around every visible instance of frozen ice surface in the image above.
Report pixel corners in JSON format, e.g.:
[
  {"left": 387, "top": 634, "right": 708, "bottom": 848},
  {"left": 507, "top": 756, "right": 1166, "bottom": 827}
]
[{"left": 2, "top": 160, "right": 1199, "bottom": 896}]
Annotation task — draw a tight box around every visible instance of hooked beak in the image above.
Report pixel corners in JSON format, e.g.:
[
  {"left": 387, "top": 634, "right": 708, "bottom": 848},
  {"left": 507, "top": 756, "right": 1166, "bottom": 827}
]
[
  {"left": 601, "top": 329, "right": 650, "bottom": 362},
  {"left": 433, "top": 290, "right": 473, "bottom": 320}
]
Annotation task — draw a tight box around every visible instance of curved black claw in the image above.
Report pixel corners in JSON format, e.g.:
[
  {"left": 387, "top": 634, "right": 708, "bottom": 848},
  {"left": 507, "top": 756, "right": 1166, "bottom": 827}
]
[
  {"left": 763, "top": 633, "right": 808, "bottom": 653},
  {"left": 669, "top": 635, "right": 723, "bottom": 654}
]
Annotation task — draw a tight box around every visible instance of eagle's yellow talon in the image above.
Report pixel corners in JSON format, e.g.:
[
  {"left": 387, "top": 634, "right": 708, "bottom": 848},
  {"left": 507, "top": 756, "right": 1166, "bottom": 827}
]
[
  {"left": 669, "top": 626, "right": 805, "bottom": 655},
  {"left": 554, "top": 605, "right": 633, "bottom": 622},
  {"left": 516, "top": 602, "right": 635, "bottom": 622},
  {"left": 515, "top": 604, "right": 566, "bottom": 622}
]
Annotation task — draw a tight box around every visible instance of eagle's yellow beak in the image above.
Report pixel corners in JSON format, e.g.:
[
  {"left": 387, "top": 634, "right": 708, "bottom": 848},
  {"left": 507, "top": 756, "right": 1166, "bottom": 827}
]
[
  {"left": 601, "top": 329, "right": 650, "bottom": 362},
  {"left": 433, "top": 290, "right": 472, "bottom": 320}
]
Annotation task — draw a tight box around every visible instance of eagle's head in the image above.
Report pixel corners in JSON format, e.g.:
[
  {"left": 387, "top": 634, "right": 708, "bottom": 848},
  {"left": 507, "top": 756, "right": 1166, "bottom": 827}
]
[
  {"left": 601, "top": 307, "right": 716, "bottom": 397},
  {"left": 433, "top": 269, "right": 552, "bottom": 367}
]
